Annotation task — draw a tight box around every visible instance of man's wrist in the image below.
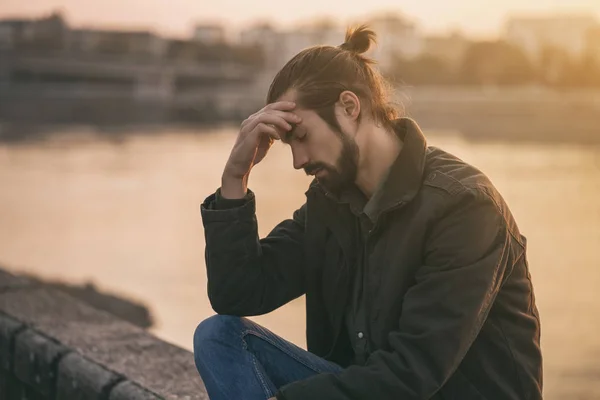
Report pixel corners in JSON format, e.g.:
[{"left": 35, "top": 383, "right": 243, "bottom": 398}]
[{"left": 220, "top": 173, "right": 248, "bottom": 200}]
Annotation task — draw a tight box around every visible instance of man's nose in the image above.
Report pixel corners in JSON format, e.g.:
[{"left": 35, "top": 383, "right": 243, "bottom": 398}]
[{"left": 292, "top": 147, "right": 309, "bottom": 170}]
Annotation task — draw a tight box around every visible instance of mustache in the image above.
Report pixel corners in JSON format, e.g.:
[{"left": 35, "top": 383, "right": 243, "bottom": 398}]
[{"left": 304, "top": 163, "right": 327, "bottom": 176}]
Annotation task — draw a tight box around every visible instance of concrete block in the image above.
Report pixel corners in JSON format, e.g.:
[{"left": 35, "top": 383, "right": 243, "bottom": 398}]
[
  {"left": 109, "top": 380, "right": 161, "bottom": 400},
  {"left": 12, "top": 384, "right": 52, "bottom": 400},
  {"left": 0, "top": 372, "right": 52, "bottom": 400},
  {"left": 3, "top": 373, "right": 29, "bottom": 400},
  {"left": 57, "top": 352, "right": 121, "bottom": 400},
  {"left": 0, "top": 374, "right": 42, "bottom": 400},
  {"left": 0, "top": 313, "right": 25, "bottom": 370},
  {"left": 14, "top": 329, "right": 69, "bottom": 396}
]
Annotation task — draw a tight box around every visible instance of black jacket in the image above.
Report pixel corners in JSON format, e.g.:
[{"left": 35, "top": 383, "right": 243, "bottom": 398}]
[{"left": 200, "top": 118, "right": 543, "bottom": 400}]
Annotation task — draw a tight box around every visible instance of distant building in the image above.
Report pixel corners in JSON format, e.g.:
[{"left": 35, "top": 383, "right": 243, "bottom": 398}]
[
  {"left": 240, "top": 16, "right": 423, "bottom": 75},
  {"left": 0, "top": 12, "right": 67, "bottom": 50},
  {"left": 33, "top": 12, "right": 68, "bottom": 42},
  {"left": 239, "top": 21, "right": 344, "bottom": 71},
  {"left": 505, "top": 14, "right": 598, "bottom": 60},
  {"left": 0, "top": 19, "right": 29, "bottom": 49},
  {"left": 365, "top": 14, "right": 423, "bottom": 71},
  {"left": 422, "top": 31, "right": 472, "bottom": 69},
  {"left": 193, "top": 24, "right": 226, "bottom": 45},
  {"left": 239, "top": 23, "right": 282, "bottom": 70},
  {"left": 68, "top": 29, "right": 166, "bottom": 58},
  {"left": 311, "top": 20, "right": 346, "bottom": 47},
  {"left": 279, "top": 22, "right": 345, "bottom": 68},
  {"left": 67, "top": 29, "right": 104, "bottom": 53}
]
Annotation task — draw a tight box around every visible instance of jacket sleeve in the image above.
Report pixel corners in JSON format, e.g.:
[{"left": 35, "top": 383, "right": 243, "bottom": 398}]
[
  {"left": 201, "top": 188, "right": 307, "bottom": 316},
  {"left": 278, "top": 190, "right": 512, "bottom": 400}
]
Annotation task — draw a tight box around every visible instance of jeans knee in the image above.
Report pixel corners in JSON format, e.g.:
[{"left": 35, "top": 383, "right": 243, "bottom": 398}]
[{"left": 193, "top": 315, "right": 244, "bottom": 356}]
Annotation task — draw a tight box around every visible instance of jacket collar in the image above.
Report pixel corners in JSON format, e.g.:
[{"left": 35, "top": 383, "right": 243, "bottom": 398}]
[{"left": 307, "top": 118, "right": 428, "bottom": 224}]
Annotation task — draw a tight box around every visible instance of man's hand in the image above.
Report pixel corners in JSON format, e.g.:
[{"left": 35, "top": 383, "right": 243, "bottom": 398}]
[{"left": 221, "top": 101, "right": 301, "bottom": 199}]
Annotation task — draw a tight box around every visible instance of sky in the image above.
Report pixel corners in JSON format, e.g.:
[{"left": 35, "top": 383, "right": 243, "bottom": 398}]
[{"left": 1, "top": 0, "right": 600, "bottom": 39}]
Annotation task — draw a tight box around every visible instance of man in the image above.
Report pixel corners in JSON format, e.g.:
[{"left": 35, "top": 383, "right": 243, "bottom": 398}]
[{"left": 194, "top": 25, "right": 543, "bottom": 400}]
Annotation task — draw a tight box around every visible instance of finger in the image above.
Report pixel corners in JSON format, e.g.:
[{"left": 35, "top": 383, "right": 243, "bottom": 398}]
[
  {"left": 264, "top": 101, "right": 296, "bottom": 112},
  {"left": 240, "top": 112, "right": 258, "bottom": 129},
  {"left": 240, "top": 107, "right": 265, "bottom": 129},
  {"left": 241, "top": 103, "right": 298, "bottom": 129},
  {"left": 245, "top": 113, "right": 293, "bottom": 134},
  {"left": 263, "top": 109, "right": 302, "bottom": 124},
  {"left": 253, "top": 123, "right": 281, "bottom": 142}
]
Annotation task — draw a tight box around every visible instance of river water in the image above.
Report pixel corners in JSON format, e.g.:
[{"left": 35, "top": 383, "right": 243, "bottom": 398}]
[{"left": 0, "top": 126, "right": 599, "bottom": 398}]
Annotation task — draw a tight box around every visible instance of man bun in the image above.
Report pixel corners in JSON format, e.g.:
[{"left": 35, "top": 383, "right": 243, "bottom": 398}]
[{"left": 339, "top": 24, "right": 376, "bottom": 54}]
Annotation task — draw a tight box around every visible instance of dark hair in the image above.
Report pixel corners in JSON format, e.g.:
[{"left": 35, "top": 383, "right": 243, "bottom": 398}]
[{"left": 266, "top": 24, "right": 399, "bottom": 132}]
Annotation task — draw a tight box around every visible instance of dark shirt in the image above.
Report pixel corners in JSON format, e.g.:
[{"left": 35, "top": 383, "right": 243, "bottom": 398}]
[{"left": 339, "top": 179, "right": 388, "bottom": 365}]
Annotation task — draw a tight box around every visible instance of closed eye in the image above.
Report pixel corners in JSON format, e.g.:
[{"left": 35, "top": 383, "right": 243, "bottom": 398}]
[{"left": 282, "top": 123, "right": 306, "bottom": 144}]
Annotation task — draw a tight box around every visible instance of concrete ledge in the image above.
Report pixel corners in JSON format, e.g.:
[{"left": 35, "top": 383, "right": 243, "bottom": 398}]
[
  {"left": 57, "top": 353, "right": 122, "bottom": 400},
  {"left": 109, "top": 381, "right": 161, "bottom": 400},
  {"left": 14, "top": 329, "right": 69, "bottom": 396},
  {"left": 1, "top": 372, "right": 45, "bottom": 400},
  {"left": 0, "top": 373, "right": 8, "bottom": 398},
  {"left": 0, "top": 314, "right": 25, "bottom": 371},
  {"left": 0, "top": 267, "right": 209, "bottom": 399}
]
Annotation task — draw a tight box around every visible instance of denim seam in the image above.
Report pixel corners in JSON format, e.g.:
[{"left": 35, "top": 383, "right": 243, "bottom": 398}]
[
  {"left": 241, "top": 330, "right": 275, "bottom": 398},
  {"left": 243, "top": 328, "right": 333, "bottom": 374}
]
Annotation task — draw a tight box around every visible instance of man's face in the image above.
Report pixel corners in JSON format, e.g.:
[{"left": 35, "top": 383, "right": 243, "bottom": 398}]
[{"left": 279, "top": 105, "right": 359, "bottom": 194}]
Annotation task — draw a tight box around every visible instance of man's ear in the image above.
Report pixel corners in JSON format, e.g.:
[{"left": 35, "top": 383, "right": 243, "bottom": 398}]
[{"left": 337, "top": 90, "right": 360, "bottom": 120}]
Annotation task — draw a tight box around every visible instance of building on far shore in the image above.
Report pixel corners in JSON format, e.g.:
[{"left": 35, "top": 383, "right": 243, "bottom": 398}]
[
  {"left": 363, "top": 13, "right": 423, "bottom": 72},
  {"left": 422, "top": 31, "right": 472, "bottom": 69},
  {"left": 0, "top": 11, "right": 167, "bottom": 58},
  {"left": 193, "top": 24, "right": 226, "bottom": 45},
  {"left": 240, "top": 14, "right": 424, "bottom": 75},
  {"left": 0, "top": 12, "right": 67, "bottom": 50},
  {"left": 68, "top": 29, "right": 167, "bottom": 58},
  {"left": 505, "top": 14, "right": 598, "bottom": 61},
  {"left": 0, "top": 19, "right": 28, "bottom": 49},
  {"left": 239, "top": 20, "right": 344, "bottom": 72}
]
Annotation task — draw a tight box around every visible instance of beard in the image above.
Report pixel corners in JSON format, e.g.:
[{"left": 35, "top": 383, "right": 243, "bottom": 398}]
[{"left": 304, "top": 132, "right": 359, "bottom": 195}]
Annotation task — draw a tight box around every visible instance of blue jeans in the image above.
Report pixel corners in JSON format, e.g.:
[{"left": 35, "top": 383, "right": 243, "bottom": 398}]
[{"left": 193, "top": 315, "right": 344, "bottom": 400}]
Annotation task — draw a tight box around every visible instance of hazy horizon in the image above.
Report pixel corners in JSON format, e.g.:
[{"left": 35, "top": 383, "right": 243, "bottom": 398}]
[{"left": 1, "top": 0, "right": 600, "bottom": 39}]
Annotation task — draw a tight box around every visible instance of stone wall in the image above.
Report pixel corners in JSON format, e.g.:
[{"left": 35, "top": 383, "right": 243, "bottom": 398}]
[{"left": 0, "top": 269, "right": 208, "bottom": 400}]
